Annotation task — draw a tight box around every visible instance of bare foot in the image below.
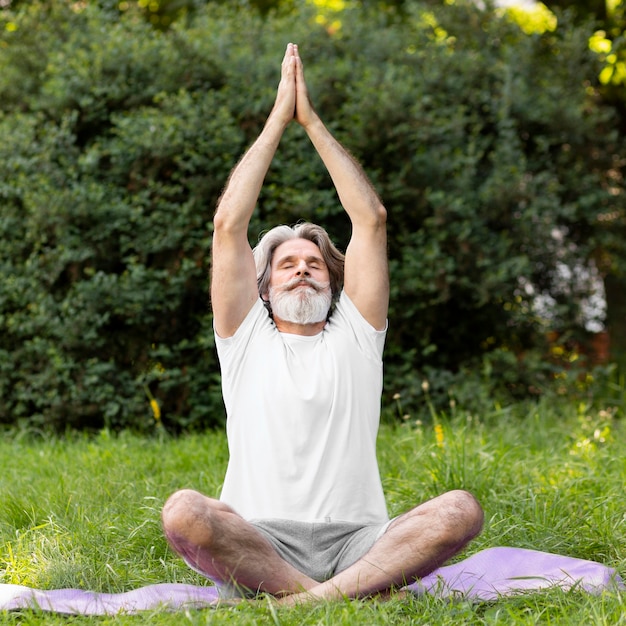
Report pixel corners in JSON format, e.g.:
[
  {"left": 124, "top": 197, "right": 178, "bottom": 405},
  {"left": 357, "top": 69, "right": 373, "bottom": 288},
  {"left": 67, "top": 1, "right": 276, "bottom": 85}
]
[
  {"left": 209, "top": 596, "right": 245, "bottom": 607},
  {"left": 273, "top": 587, "right": 410, "bottom": 607}
]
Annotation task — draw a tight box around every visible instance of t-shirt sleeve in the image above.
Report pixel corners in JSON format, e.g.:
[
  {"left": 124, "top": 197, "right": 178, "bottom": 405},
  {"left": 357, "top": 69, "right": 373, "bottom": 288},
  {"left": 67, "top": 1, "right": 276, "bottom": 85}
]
[
  {"left": 214, "top": 298, "right": 271, "bottom": 377},
  {"left": 330, "top": 292, "right": 387, "bottom": 360}
]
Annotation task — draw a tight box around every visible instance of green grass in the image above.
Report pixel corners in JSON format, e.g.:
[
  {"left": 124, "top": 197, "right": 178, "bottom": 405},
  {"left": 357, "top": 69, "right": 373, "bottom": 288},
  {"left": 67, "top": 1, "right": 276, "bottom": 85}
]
[{"left": 1, "top": 399, "right": 625, "bottom": 624}]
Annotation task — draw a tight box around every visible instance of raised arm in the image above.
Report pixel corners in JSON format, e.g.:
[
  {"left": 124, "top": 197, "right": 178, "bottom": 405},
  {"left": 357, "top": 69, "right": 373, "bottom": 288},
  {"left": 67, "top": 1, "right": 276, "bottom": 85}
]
[
  {"left": 211, "top": 44, "right": 297, "bottom": 338},
  {"left": 292, "top": 45, "right": 389, "bottom": 330}
]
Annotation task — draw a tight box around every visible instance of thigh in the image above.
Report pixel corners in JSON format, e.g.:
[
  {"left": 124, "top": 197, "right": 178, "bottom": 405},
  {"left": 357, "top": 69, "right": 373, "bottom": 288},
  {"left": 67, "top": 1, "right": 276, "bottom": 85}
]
[
  {"left": 251, "top": 519, "right": 384, "bottom": 582},
  {"left": 333, "top": 519, "right": 393, "bottom": 575},
  {"left": 250, "top": 519, "right": 319, "bottom": 578},
  {"left": 250, "top": 518, "right": 394, "bottom": 581}
]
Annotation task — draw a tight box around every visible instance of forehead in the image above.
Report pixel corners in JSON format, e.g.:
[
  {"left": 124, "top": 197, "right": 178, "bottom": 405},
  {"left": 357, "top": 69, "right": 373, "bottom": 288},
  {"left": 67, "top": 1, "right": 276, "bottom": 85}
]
[{"left": 272, "top": 238, "right": 324, "bottom": 264}]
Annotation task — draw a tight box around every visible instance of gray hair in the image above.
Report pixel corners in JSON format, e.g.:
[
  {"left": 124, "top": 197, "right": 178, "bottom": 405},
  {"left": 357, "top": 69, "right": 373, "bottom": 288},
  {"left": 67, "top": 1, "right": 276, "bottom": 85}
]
[{"left": 253, "top": 222, "right": 345, "bottom": 302}]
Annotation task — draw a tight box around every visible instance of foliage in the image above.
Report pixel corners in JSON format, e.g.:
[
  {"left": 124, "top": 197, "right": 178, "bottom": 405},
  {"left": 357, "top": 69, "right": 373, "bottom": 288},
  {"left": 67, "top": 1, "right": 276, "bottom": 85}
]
[
  {"left": 0, "top": 0, "right": 624, "bottom": 429},
  {"left": 511, "top": 0, "right": 626, "bottom": 360},
  {"left": 0, "top": 400, "right": 625, "bottom": 622}
]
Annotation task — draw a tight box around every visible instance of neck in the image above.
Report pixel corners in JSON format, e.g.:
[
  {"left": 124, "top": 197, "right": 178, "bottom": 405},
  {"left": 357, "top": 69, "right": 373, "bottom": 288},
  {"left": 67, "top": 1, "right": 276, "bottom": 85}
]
[{"left": 273, "top": 316, "right": 326, "bottom": 336}]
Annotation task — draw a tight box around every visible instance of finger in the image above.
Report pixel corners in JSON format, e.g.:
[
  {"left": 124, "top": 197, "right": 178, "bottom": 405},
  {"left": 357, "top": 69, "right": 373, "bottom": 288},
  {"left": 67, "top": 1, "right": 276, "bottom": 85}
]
[
  {"left": 294, "top": 44, "right": 303, "bottom": 71},
  {"left": 284, "top": 43, "right": 295, "bottom": 64},
  {"left": 294, "top": 54, "right": 306, "bottom": 92},
  {"left": 281, "top": 44, "right": 293, "bottom": 73}
]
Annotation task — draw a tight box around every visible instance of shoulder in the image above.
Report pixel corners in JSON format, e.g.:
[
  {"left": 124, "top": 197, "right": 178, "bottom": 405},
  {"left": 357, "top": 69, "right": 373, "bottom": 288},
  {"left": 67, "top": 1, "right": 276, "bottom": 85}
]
[
  {"left": 331, "top": 292, "right": 387, "bottom": 332},
  {"left": 325, "top": 293, "right": 387, "bottom": 362},
  {"left": 215, "top": 298, "right": 274, "bottom": 347}
]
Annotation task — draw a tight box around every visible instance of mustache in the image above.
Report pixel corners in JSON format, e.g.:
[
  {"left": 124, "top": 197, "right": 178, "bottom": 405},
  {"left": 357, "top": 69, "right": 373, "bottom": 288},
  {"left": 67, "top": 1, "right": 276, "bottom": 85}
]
[{"left": 279, "top": 276, "right": 331, "bottom": 293}]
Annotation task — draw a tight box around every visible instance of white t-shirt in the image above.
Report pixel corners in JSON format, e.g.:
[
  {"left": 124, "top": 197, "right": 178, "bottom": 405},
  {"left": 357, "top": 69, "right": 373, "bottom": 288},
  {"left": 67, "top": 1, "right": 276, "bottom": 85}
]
[{"left": 215, "top": 292, "right": 389, "bottom": 524}]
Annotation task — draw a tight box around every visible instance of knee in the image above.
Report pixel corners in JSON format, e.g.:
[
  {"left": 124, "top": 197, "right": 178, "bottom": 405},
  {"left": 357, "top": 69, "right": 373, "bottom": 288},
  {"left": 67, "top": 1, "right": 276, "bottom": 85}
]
[
  {"left": 441, "top": 489, "right": 484, "bottom": 542},
  {"left": 161, "top": 489, "right": 224, "bottom": 545},
  {"left": 161, "top": 489, "right": 203, "bottom": 537}
]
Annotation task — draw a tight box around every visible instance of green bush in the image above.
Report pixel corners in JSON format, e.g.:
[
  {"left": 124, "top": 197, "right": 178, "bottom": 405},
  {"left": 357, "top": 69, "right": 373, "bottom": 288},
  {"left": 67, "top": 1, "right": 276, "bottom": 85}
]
[{"left": 0, "top": 1, "right": 623, "bottom": 430}]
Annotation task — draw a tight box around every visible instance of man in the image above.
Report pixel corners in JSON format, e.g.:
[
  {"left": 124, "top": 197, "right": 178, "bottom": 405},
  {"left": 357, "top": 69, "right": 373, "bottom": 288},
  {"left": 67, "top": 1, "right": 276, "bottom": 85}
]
[{"left": 161, "top": 43, "right": 483, "bottom": 604}]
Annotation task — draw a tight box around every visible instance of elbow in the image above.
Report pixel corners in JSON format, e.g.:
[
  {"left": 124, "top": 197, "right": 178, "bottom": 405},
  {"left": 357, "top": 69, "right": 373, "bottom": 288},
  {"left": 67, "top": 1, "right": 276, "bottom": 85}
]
[
  {"left": 376, "top": 202, "right": 387, "bottom": 225},
  {"left": 212, "top": 210, "right": 228, "bottom": 233},
  {"left": 372, "top": 201, "right": 387, "bottom": 229},
  {"left": 356, "top": 200, "right": 386, "bottom": 233},
  {"left": 212, "top": 200, "right": 230, "bottom": 232},
  {"left": 213, "top": 205, "right": 244, "bottom": 237}
]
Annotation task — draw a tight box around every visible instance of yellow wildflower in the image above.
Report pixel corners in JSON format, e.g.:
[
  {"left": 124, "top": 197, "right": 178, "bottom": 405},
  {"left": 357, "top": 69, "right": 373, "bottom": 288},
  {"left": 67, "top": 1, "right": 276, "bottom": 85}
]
[
  {"left": 434, "top": 423, "right": 445, "bottom": 448},
  {"left": 150, "top": 398, "right": 161, "bottom": 421}
]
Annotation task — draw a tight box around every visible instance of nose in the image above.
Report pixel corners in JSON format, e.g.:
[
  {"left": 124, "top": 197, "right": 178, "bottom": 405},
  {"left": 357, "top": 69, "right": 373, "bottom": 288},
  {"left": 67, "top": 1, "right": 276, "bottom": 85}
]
[{"left": 295, "top": 260, "right": 310, "bottom": 276}]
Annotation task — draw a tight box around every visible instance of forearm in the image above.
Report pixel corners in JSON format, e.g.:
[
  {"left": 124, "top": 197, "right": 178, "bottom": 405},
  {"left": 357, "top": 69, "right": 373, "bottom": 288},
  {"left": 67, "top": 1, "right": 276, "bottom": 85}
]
[
  {"left": 214, "top": 114, "right": 289, "bottom": 234},
  {"left": 303, "top": 118, "right": 386, "bottom": 228}
]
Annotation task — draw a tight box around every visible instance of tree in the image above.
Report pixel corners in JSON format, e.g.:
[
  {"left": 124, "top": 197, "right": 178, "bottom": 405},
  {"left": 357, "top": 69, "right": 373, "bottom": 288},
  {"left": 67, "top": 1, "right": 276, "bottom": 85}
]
[{"left": 537, "top": 1, "right": 626, "bottom": 361}]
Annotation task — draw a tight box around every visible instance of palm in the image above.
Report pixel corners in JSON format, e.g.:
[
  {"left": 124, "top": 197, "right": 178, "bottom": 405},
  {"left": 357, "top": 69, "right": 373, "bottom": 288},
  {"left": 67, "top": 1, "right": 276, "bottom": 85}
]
[
  {"left": 294, "top": 49, "right": 317, "bottom": 127},
  {"left": 272, "top": 45, "right": 297, "bottom": 124}
]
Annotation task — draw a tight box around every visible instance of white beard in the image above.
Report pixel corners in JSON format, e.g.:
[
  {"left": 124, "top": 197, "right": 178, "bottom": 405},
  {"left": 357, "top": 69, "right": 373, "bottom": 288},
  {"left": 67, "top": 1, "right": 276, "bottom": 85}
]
[{"left": 269, "top": 278, "right": 332, "bottom": 325}]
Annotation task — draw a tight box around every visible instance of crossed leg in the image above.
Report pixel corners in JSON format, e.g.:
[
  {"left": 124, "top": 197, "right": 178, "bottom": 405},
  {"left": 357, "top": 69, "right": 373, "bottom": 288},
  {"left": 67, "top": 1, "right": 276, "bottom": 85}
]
[
  {"left": 161, "top": 490, "right": 317, "bottom": 596},
  {"left": 161, "top": 488, "right": 483, "bottom": 603},
  {"left": 280, "top": 489, "right": 484, "bottom": 604}
]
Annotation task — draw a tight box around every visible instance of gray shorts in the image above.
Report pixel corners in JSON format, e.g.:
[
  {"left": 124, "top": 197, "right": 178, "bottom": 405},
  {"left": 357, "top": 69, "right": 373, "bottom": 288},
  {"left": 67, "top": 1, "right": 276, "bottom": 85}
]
[{"left": 251, "top": 518, "right": 392, "bottom": 582}]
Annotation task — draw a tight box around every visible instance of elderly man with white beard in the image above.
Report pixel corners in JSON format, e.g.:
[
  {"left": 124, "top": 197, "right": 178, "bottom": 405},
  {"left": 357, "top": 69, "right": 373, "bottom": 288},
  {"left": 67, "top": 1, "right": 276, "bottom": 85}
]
[{"left": 161, "top": 43, "right": 483, "bottom": 605}]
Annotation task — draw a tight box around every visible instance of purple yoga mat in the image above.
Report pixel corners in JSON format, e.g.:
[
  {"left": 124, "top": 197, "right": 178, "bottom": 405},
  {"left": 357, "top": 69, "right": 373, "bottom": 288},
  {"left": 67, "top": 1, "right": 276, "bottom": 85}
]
[
  {"left": 410, "top": 546, "right": 624, "bottom": 599},
  {"left": 0, "top": 547, "right": 623, "bottom": 615}
]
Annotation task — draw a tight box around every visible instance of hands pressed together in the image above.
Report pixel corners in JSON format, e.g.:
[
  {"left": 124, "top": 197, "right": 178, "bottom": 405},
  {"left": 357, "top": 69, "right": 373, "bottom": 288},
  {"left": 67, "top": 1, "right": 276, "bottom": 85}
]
[{"left": 272, "top": 43, "right": 319, "bottom": 130}]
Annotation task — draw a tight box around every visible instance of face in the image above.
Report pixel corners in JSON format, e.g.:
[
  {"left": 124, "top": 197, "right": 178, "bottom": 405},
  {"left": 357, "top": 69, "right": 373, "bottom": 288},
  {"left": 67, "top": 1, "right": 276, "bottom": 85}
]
[
  {"left": 266, "top": 238, "right": 332, "bottom": 326},
  {"left": 268, "top": 238, "right": 331, "bottom": 292}
]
